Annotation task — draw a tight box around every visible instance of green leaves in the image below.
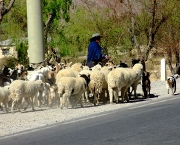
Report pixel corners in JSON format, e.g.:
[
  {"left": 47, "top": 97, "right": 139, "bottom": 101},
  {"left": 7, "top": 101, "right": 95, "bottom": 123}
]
[{"left": 1, "top": 0, "right": 180, "bottom": 64}]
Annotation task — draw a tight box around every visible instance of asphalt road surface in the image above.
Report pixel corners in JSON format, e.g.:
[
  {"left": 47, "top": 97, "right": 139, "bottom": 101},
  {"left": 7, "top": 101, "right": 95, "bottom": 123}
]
[{"left": 1, "top": 95, "right": 180, "bottom": 145}]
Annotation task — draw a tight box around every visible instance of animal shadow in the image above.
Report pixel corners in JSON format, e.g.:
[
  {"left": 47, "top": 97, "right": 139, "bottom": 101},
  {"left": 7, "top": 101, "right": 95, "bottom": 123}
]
[
  {"left": 148, "top": 94, "right": 159, "bottom": 98},
  {"left": 21, "top": 108, "right": 47, "bottom": 113}
]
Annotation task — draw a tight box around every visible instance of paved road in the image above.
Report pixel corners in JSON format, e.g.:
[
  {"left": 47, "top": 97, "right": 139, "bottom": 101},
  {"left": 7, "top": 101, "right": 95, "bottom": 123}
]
[{"left": 1, "top": 95, "right": 180, "bottom": 145}]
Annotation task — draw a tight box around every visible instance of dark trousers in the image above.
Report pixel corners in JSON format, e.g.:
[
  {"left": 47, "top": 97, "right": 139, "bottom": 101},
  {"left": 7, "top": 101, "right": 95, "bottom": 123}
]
[{"left": 86, "top": 61, "right": 96, "bottom": 68}]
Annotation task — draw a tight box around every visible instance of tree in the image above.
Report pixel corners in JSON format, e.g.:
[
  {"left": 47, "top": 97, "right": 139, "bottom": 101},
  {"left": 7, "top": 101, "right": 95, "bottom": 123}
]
[
  {"left": 74, "top": 0, "right": 130, "bottom": 58},
  {"left": 158, "top": 2, "right": 180, "bottom": 74},
  {"left": 121, "top": 0, "right": 177, "bottom": 61},
  {"left": 1, "top": 0, "right": 72, "bottom": 64},
  {"left": 2, "top": 0, "right": 27, "bottom": 39},
  {"left": 42, "top": 0, "right": 72, "bottom": 52},
  {"left": 0, "top": 0, "right": 15, "bottom": 22}
]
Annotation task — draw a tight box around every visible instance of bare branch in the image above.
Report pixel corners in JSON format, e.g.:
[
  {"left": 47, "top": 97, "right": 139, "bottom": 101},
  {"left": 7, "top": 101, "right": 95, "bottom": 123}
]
[
  {"left": 45, "top": 13, "right": 53, "bottom": 29},
  {"left": 0, "top": 0, "right": 15, "bottom": 22}
]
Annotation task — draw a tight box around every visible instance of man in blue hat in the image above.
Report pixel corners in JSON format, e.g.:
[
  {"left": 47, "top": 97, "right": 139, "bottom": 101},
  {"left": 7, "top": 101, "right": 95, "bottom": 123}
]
[{"left": 86, "top": 33, "right": 110, "bottom": 68}]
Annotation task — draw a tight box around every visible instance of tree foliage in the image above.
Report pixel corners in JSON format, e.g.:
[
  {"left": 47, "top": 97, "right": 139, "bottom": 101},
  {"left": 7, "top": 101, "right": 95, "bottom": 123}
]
[
  {"left": 1, "top": 0, "right": 180, "bottom": 73},
  {"left": 42, "top": 0, "right": 72, "bottom": 51}
]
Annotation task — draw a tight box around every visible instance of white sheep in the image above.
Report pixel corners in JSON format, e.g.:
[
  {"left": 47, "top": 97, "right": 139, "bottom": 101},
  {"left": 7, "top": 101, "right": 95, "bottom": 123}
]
[
  {"left": 0, "top": 86, "right": 10, "bottom": 113},
  {"left": 48, "top": 84, "right": 59, "bottom": 107},
  {"left": 55, "top": 62, "right": 83, "bottom": 84},
  {"left": 57, "top": 74, "right": 90, "bottom": 109},
  {"left": 107, "top": 63, "right": 143, "bottom": 104},
  {"left": 79, "top": 65, "right": 110, "bottom": 105},
  {"left": 9, "top": 80, "right": 45, "bottom": 113},
  {"left": 91, "top": 63, "right": 102, "bottom": 71},
  {"left": 130, "top": 63, "right": 144, "bottom": 98},
  {"left": 36, "top": 82, "right": 51, "bottom": 108},
  {"left": 79, "top": 69, "right": 92, "bottom": 103},
  {"left": 27, "top": 72, "right": 45, "bottom": 82},
  {"left": 55, "top": 68, "right": 77, "bottom": 85},
  {"left": 99, "top": 65, "right": 113, "bottom": 103},
  {"left": 27, "top": 65, "right": 52, "bottom": 82},
  {"left": 88, "top": 69, "right": 106, "bottom": 106},
  {"left": 70, "top": 62, "right": 83, "bottom": 73},
  {"left": 83, "top": 66, "right": 90, "bottom": 70}
]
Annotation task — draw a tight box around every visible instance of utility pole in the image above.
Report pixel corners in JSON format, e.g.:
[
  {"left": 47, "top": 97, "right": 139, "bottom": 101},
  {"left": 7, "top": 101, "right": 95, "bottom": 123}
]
[{"left": 26, "top": 0, "right": 44, "bottom": 67}]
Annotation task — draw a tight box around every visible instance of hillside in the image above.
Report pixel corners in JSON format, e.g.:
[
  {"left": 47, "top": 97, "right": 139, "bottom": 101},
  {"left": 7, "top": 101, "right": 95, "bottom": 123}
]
[{"left": 72, "top": 0, "right": 139, "bottom": 14}]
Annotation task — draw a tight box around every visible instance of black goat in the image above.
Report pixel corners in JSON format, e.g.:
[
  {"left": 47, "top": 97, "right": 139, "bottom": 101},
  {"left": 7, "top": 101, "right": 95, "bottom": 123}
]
[
  {"left": 131, "top": 59, "right": 140, "bottom": 67},
  {"left": 119, "top": 61, "right": 128, "bottom": 68},
  {"left": 142, "top": 71, "right": 151, "bottom": 98}
]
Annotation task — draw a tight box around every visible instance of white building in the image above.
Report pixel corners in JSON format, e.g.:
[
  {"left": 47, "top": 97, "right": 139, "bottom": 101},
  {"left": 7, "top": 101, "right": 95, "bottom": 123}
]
[{"left": 0, "top": 39, "right": 18, "bottom": 58}]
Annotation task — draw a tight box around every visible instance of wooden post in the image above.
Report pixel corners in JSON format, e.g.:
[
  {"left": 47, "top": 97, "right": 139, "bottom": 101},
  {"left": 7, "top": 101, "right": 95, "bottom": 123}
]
[{"left": 161, "top": 58, "right": 166, "bottom": 81}]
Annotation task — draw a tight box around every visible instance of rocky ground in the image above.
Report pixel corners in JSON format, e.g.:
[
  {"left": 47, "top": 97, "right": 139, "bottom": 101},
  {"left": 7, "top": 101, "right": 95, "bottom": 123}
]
[{"left": 0, "top": 78, "right": 179, "bottom": 137}]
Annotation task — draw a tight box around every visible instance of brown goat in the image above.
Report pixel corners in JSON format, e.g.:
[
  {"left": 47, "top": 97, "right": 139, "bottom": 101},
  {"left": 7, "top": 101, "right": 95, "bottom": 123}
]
[{"left": 142, "top": 71, "right": 151, "bottom": 98}]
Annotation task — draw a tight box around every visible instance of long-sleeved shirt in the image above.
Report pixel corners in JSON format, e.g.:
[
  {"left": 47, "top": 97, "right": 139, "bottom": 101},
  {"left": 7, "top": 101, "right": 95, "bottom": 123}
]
[{"left": 87, "top": 41, "right": 104, "bottom": 64}]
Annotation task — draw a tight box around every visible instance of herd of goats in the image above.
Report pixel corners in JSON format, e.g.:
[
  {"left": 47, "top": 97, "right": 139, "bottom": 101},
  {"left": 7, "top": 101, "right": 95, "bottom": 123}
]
[{"left": 0, "top": 58, "right": 151, "bottom": 114}]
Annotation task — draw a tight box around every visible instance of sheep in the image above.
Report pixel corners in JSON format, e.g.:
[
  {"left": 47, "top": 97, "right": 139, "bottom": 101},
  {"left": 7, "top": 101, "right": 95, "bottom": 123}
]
[
  {"left": 78, "top": 69, "right": 92, "bottom": 103},
  {"left": 0, "top": 86, "right": 10, "bottom": 113},
  {"left": 99, "top": 65, "right": 113, "bottom": 103},
  {"left": 36, "top": 82, "right": 51, "bottom": 108},
  {"left": 88, "top": 69, "right": 106, "bottom": 106},
  {"left": 130, "top": 63, "right": 144, "bottom": 99},
  {"left": 83, "top": 66, "right": 90, "bottom": 70},
  {"left": 70, "top": 62, "right": 83, "bottom": 73},
  {"left": 9, "top": 80, "right": 45, "bottom": 113},
  {"left": 107, "top": 63, "right": 143, "bottom": 104},
  {"left": 91, "top": 63, "right": 102, "bottom": 71},
  {"left": 27, "top": 65, "right": 52, "bottom": 82},
  {"left": 55, "top": 68, "right": 77, "bottom": 85},
  {"left": 48, "top": 84, "right": 59, "bottom": 108},
  {"left": 79, "top": 64, "right": 110, "bottom": 105},
  {"left": 56, "top": 74, "right": 90, "bottom": 109},
  {"left": 27, "top": 72, "right": 45, "bottom": 82},
  {"left": 55, "top": 62, "right": 83, "bottom": 84}
]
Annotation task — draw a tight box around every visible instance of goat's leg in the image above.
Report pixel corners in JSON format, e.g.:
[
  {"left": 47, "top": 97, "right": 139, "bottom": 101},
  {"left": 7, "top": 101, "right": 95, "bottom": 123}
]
[
  {"left": 30, "top": 97, "right": 35, "bottom": 111},
  {"left": 113, "top": 88, "right": 119, "bottom": 103},
  {"left": 3, "top": 98, "right": 9, "bottom": 113},
  {"left": 108, "top": 88, "right": 114, "bottom": 104},
  {"left": 11, "top": 100, "right": 17, "bottom": 114},
  {"left": 23, "top": 98, "right": 29, "bottom": 110},
  {"left": 93, "top": 93, "right": 97, "bottom": 106},
  {"left": 72, "top": 94, "right": 83, "bottom": 108}
]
